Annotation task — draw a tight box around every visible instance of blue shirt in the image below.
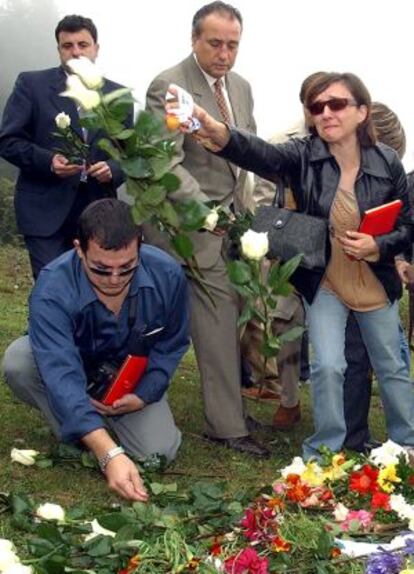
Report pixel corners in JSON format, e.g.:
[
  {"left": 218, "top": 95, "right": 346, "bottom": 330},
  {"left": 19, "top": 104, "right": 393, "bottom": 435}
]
[{"left": 29, "top": 245, "right": 190, "bottom": 443}]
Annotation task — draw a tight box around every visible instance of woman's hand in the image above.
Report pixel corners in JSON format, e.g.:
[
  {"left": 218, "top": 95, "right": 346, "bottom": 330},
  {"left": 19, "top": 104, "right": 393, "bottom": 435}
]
[
  {"left": 165, "top": 85, "right": 230, "bottom": 150},
  {"left": 338, "top": 230, "right": 380, "bottom": 261}
]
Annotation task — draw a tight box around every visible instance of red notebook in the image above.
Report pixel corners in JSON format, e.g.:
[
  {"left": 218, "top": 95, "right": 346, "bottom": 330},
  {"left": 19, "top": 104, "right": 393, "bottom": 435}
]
[
  {"left": 359, "top": 199, "right": 402, "bottom": 236},
  {"left": 101, "top": 354, "right": 148, "bottom": 406}
]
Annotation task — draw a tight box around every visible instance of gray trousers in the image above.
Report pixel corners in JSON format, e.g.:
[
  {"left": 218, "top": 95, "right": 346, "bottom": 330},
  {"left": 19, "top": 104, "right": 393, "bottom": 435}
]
[{"left": 2, "top": 336, "right": 182, "bottom": 462}]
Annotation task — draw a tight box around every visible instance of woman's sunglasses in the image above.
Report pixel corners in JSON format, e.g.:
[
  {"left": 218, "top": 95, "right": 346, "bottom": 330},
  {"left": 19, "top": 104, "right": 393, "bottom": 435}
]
[{"left": 307, "top": 97, "right": 357, "bottom": 116}]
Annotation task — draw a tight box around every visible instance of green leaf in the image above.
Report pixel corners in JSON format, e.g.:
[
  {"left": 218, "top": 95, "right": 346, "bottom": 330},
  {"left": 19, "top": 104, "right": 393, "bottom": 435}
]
[
  {"left": 175, "top": 200, "right": 210, "bottom": 232},
  {"left": 37, "top": 522, "right": 65, "bottom": 543},
  {"left": 261, "top": 340, "right": 280, "bottom": 358},
  {"left": 121, "top": 156, "right": 152, "bottom": 178},
  {"left": 278, "top": 254, "right": 302, "bottom": 284},
  {"left": 10, "top": 493, "right": 33, "bottom": 515},
  {"left": 84, "top": 535, "right": 113, "bottom": 556},
  {"left": 160, "top": 173, "right": 181, "bottom": 192},
  {"left": 135, "top": 110, "right": 164, "bottom": 139},
  {"left": 278, "top": 326, "right": 305, "bottom": 345},
  {"left": 131, "top": 202, "right": 153, "bottom": 225},
  {"left": 102, "top": 87, "right": 133, "bottom": 106},
  {"left": 149, "top": 155, "right": 171, "bottom": 180},
  {"left": 98, "top": 138, "right": 121, "bottom": 161},
  {"left": 28, "top": 536, "right": 56, "bottom": 557},
  {"left": 170, "top": 234, "right": 194, "bottom": 259},
  {"left": 141, "top": 185, "right": 167, "bottom": 207},
  {"left": 97, "top": 512, "right": 133, "bottom": 531},
  {"left": 157, "top": 200, "right": 180, "bottom": 229},
  {"left": 114, "top": 128, "right": 135, "bottom": 141},
  {"left": 226, "top": 260, "right": 252, "bottom": 285},
  {"left": 237, "top": 304, "right": 255, "bottom": 327},
  {"left": 35, "top": 457, "right": 54, "bottom": 469}
]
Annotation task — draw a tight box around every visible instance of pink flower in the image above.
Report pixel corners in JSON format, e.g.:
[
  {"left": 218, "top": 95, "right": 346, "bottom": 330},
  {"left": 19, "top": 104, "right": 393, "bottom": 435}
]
[
  {"left": 224, "top": 547, "right": 269, "bottom": 574},
  {"left": 341, "top": 510, "right": 373, "bottom": 532}
]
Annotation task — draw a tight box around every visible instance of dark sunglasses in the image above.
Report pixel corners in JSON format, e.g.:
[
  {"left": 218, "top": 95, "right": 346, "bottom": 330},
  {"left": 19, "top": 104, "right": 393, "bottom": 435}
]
[
  {"left": 86, "top": 262, "right": 139, "bottom": 277},
  {"left": 307, "top": 97, "right": 357, "bottom": 116}
]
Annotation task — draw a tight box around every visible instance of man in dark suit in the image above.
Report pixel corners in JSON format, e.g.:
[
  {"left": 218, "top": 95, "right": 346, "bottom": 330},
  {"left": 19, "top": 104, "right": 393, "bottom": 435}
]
[
  {"left": 145, "top": 2, "right": 269, "bottom": 457},
  {"left": 0, "top": 14, "right": 129, "bottom": 278}
]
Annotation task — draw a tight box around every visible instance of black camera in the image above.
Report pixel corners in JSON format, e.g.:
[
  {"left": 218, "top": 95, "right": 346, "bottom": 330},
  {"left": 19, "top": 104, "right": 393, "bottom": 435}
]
[{"left": 85, "top": 360, "right": 120, "bottom": 400}]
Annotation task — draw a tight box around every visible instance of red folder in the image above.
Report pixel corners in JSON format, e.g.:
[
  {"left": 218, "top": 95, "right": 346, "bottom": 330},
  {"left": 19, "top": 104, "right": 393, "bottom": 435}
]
[
  {"left": 359, "top": 199, "right": 402, "bottom": 236},
  {"left": 102, "top": 355, "right": 148, "bottom": 406}
]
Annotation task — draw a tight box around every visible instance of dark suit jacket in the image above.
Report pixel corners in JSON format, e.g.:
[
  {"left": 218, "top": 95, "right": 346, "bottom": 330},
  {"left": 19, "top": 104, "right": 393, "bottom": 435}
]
[{"left": 0, "top": 66, "right": 129, "bottom": 236}]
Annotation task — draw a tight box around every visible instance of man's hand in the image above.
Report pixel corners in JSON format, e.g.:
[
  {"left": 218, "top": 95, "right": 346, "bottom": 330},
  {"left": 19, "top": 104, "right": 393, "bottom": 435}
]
[
  {"left": 105, "top": 454, "right": 149, "bottom": 502},
  {"left": 51, "top": 154, "right": 83, "bottom": 178},
  {"left": 87, "top": 161, "right": 113, "bottom": 183},
  {"left": 337, "top": 231, "right": 380, "bottom": 261},
  {"left": 90, "top": 393, "right": 145, "bottom": 416}
]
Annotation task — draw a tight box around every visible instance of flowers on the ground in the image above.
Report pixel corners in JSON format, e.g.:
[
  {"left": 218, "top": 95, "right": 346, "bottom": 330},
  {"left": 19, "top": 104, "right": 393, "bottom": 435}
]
[
  {"left": 240, "top": 229, "right": 269, "bottom": 261},
  {"left": 0, "top": 540, "right": 20, "bottom": 571},
  {"left": 84, "top": 518, "right": 116, "bottom": 541},
  {"left": 10, "top": 448, "right": 39, "bottom": 466},
  {"left": 35, "top": 502, "right": 65, "bottom": 521}
]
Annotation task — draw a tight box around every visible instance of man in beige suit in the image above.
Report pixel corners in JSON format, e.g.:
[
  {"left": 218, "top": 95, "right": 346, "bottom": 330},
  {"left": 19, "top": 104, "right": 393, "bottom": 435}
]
[{"left": 145, "top": 1, "right": 268, "bottom": 457}]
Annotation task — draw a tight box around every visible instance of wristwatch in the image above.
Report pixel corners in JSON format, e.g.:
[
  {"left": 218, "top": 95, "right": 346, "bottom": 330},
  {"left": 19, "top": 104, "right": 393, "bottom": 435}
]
[{"left": 98, "top": 446, "right": 125, "bottom": 473}]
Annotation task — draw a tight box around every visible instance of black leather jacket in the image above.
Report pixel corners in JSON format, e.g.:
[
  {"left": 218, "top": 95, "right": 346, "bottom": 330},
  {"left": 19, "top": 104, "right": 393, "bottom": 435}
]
[{"left": 219, "top": 130, "right": 412, "bottom": 303}]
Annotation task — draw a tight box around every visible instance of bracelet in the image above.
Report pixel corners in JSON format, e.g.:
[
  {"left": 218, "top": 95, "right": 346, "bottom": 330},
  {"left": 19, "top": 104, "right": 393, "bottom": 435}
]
[{"left": 98, "top": 446, "right": 125, "bottom": 473}]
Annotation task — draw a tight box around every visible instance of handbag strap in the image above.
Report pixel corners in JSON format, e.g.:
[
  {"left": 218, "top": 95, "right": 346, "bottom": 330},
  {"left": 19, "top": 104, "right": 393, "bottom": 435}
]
[{"left": 272, "top": 178, "right": 286, "bottom": 208}]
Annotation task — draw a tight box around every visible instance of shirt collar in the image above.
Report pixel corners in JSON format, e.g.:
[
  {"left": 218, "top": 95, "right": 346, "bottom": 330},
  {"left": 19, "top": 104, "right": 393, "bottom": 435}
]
[{"left": 193, "top": 53, "right": 224, "bottom": 89}]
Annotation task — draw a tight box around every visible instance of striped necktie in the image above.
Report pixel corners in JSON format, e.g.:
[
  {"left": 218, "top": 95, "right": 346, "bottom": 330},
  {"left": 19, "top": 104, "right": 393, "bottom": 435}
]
[{"left": 214, "top": 78, "right": 232, "bottom": 124}]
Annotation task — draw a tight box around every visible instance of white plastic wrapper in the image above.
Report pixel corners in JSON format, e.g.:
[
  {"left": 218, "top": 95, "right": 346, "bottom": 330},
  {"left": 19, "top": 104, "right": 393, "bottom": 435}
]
[{"left": 166, "top": 84, "right": 201, "bottom": 132}]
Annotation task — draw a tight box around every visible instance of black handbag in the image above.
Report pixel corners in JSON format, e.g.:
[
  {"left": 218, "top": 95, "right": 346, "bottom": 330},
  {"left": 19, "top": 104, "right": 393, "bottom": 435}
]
[{"left": 251, "top": 181, "right": 330, "bottom": 271}]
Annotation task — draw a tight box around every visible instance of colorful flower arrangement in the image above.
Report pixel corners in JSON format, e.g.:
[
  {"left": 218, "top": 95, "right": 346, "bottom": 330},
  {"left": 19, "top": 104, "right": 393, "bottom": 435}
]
[{"left": 6, "top": 441, "right": 414, "bottom": 573}]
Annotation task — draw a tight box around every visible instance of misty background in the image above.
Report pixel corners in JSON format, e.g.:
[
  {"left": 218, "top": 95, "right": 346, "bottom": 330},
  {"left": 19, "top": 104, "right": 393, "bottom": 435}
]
[{"left": 1, "top": 0, "right": 414, "bottom": 177}]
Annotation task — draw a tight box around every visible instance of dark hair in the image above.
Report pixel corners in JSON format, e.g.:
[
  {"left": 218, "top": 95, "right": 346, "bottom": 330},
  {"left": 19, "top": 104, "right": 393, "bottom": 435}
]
[
  {"left": 192, "top": 1, "right": 242, "bottom": 38},
  {"left": 305, "top": 72, "right": 376, "bottom": 147},
  {"left": 299, "top": 71, "right": 326, "bottom": 104},
  {"left": 77, "top": 199, "right": 142, "bottom": 253},
  {"left": 371, "top": 101, "right": 406, "bottom": 159},
  {"left": 55, "top": 15, "right": 98, "bottom": 43}
]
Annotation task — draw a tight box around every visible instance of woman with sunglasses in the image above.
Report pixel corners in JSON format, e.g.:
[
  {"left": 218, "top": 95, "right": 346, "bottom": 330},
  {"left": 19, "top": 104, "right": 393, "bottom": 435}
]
[{"left": 167, "top": 72, "right": 414, "bottom": 459}]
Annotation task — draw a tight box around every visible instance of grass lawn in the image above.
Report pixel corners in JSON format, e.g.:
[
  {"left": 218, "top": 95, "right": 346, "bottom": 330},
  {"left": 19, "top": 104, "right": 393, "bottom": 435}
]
[{"left": 0, "top": 245, "right": 390, "bottom": 520}]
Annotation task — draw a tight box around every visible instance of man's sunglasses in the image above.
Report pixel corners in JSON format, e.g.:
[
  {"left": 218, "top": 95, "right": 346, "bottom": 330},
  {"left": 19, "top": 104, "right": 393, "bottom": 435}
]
[
  {"left": 307, "top": 97, "right": 357, "bottom": 116},
  {"left": 86, "top": 262, "right": 139, "bottom": 277}
]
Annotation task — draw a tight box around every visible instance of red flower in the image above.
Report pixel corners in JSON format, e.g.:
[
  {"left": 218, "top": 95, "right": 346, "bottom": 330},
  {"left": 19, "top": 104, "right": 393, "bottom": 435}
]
[
  {"left": 286, "top": 476, "right": 311, "bottom": 503},
  {"left": 371, "top": 491, "right": 391, "bottom": 511},
  {"left": 349, "top": 465, "right": 379, "bottom": 495},
  {"left": 224, "top": 547, "right": 269, "bottom": 574},
  {"left": 210, "top": 536, "right": 223, "bottom": 556},
  {"left": 271, "top": 535, "right": 292, "bottom": 553},
  {"left": 331, "top": 547, "right": 342, "bottom": 558},
  {"left": 409, "top": 474, "right": 414, "bottom": 487}
]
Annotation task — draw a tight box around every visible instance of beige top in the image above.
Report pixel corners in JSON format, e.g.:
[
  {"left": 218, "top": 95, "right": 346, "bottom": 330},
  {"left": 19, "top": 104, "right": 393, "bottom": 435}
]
[{"left": 322, "top": 186, "right": 387, "bottom": 311}]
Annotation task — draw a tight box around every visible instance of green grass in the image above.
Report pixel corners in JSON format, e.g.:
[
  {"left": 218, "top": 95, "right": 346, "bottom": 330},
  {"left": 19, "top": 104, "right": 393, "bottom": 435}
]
[{"left": 0, "top": 245, "right": 390, "bottom": 514}]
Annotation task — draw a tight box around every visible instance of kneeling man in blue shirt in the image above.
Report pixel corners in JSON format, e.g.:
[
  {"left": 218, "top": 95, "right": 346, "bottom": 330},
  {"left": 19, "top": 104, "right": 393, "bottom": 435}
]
[{"left": 2, "top": 198, "right": 190, "bottom": 501}]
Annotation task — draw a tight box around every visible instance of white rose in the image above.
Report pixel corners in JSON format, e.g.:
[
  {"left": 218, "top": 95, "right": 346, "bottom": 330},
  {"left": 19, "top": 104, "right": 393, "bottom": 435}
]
[
  {"left": 203, "top": 209, "right": 219, "bottom": 232},
  {"left": 240, "top": 229, "right": 269, "bottom": 261},
  {"left": 84, "top": 519, "right": 116, "bottom": 541},
  {"left": 280, "top": 456, "right": 306, "bottom": 478},
  {"left": 36, "top": 503, "right": 65, "bottom": 521},
  {"left": 369, "top": 440, "right": 408, "bottom": 467},
  {"left": 55, "top": 112, "right": 71, "bottom": 130},
  {"left": 61, "top": 75, "right": 100, "bottom": 111},
  {"left": 2, "top": 565, "right": 33, "bottom": 574},
  {"left": 10, "top": 448, "right": 39, "bottom": 466},
  {"left": 66, "top": 56, "right": 104, "bottom": 89},
  {"left": 333, "top": 502, "right": 350, "bottom": 522},
  {"left": 0, "top": 549, "right": 20, "bottom": 571}
]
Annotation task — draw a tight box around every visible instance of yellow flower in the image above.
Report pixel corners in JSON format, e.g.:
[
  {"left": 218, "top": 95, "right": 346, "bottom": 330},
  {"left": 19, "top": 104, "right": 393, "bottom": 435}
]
[
  {"left": 378, "top": 464, "right": 401, "bottom": 493},
  {"left": 323, "top": 455, "right": 348, "bottom": 481},
  {"left": 301, "top": 462, "right": 324, "bottom": 486},
  {"left": 400, "top": 569, "right": 414, "bottom": 574}
]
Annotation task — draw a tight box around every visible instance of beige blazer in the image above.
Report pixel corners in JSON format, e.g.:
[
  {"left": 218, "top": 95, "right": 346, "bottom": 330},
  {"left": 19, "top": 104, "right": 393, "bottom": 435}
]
[{"left": 145, "top": 55, "right": 256, "bottom": 269}]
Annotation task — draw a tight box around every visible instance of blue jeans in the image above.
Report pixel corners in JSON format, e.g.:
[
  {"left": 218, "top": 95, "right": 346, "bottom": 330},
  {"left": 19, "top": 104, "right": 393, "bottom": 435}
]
[{"left": 303, "top": 288, "right": 414, "bottom": 459}]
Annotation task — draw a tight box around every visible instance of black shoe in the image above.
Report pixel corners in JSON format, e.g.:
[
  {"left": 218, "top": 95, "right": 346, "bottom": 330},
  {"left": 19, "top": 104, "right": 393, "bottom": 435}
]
[
  {"left": 203, "top": 434, "right": 271, "bottom": 458},
  {"left": 246, "top": 415, "right": 269, "bottom": 432}
]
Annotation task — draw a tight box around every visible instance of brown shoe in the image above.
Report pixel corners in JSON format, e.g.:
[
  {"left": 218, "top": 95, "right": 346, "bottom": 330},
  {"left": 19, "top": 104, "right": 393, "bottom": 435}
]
[
  {"left": 273, "top": 403, "right": 301, "bottom": 430},
  {"left": 242, "top": 387, "right": 280, "bottom": 401}
]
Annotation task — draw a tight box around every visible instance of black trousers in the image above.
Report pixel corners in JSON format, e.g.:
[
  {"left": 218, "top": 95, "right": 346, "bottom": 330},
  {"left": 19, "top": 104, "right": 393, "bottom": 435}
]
[{"left": 343, "top": 313, "right": 372, "bottom": 451}]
